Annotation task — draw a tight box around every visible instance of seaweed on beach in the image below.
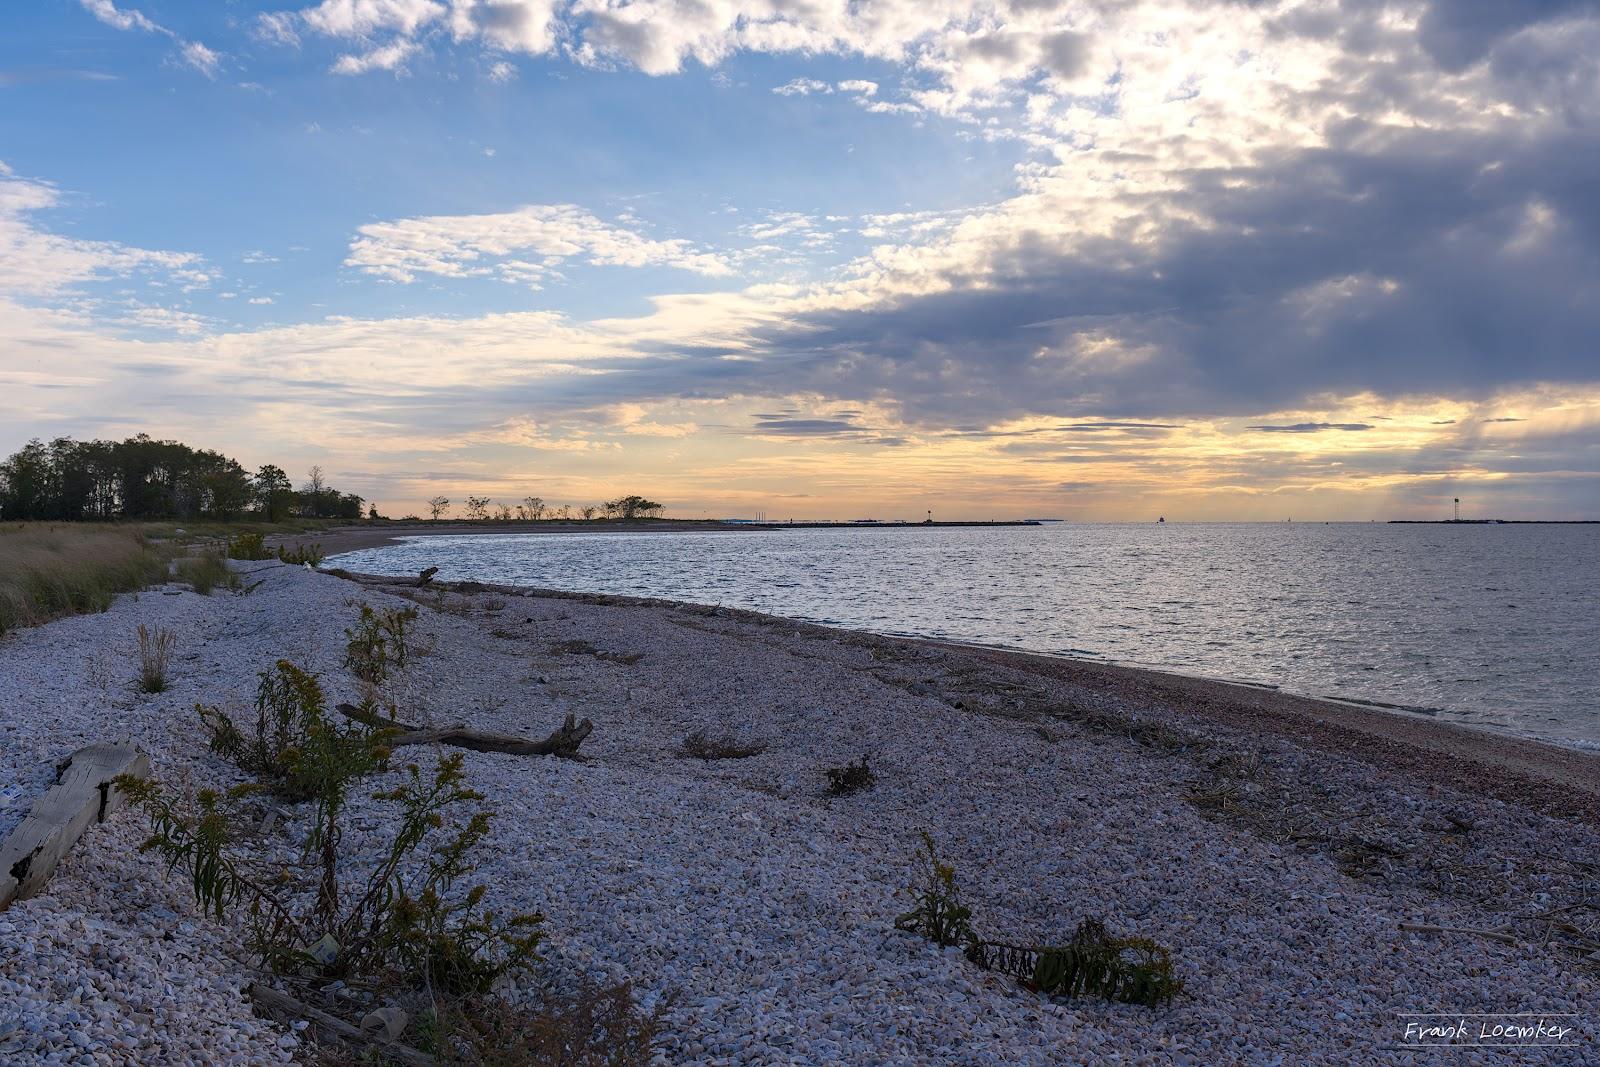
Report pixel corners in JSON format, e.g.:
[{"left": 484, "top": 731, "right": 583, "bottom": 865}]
[{"left": 966, "top": 921, "right": 1183, "bottom": 1008}]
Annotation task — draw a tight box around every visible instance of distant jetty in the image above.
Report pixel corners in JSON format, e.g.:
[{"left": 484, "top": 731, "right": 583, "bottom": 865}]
[{"left": 722, "top": 520, "right": 1041, "bottom": 529}]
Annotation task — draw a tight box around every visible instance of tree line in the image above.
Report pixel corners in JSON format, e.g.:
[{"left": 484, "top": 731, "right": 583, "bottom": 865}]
[
  {"left": 422, "top": 494, "right": 664, "bottom": 521},
  {"left": 0, "top": 435, "right": 365, "bottom": 522}
]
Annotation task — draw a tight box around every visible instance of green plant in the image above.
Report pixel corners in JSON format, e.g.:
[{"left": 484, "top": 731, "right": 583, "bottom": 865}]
[
  {"left": 200, "top": 660, "right": 384, "bottom": 802},
  {"left": 895, "top": 832, "right": 975, "bottom": 949},
  {"left": 177, "top": 551, "right": 239, "bottom": 595},
  {"left": 359, "top": 758, "right": 543, "bottom": 995},
  {"left": 226, "top": 531, "right": 271, "bottom": 560},
  {"left": 825, "top": 754, "right": 875, "bottom": 795},
  {"left": 115, "top": 777, "right": 304, "bottom": 964},
  {"left": 119, "top": 741, "right": 540, "bottom": 992},
  {"left": 277, "top": 541, "right": 325, "bottom": 566},
  {"left": 344, "top": 603, "right": 420, "bottom": 686},
  {"left": 136, "top": 623, "right": 177, "bottom": 693}
]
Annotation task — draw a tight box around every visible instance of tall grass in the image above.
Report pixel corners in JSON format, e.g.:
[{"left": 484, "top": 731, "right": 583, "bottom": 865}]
[
  {"left": 176, "top": 550, "right": 238, "bottom": 595},
  {"left": 0, "top": 524, "right": 172, "bottom": 634}
]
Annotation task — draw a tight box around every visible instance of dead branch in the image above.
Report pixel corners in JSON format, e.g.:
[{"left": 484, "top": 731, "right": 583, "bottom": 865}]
[
  {"left": 335, "top": 703, "right": 593, "bottom": 759},
  {"left": 248, "top": 982, "right": 434, "bottom": 1067},
  {"left": 1398, "top": 922, "right": 1519, "bottom": 946}
]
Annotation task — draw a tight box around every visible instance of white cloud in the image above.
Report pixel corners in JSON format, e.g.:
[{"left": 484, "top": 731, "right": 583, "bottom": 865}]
[
  {"left": 80, "top": 0, "right": 160, "bottom": 33},
  {"left": 79, "top": 0, "right": 224, "bottom": 79},
  {"left": 248, "top": 296, "right": 275, "bottom": 304},
  {"left": 178, "top": 40, "right": 222, "bottom": 77},
  {"left": 450, "top": 0, "right": 562, "bottom": 55},
  {"left": 300, "top": 0, "right": 445, "bottom": 38},
  {"left": 255, "top": 11, "right": 302, "bottom": 45},
  {"left": 120, "top": 305, "right": 209, "bottom": 334},
  {"left": 331, "top": 38, "right": 420, "bottom": 74},
  {"left": 0, "top": 169, "right": 208, "bottom": 298},
  {"left": 773, "top": 78, "right": 831, "bottom": 96},
  {"left": 836, "top": 78, "right": 877, "bottom": 96},
  {"left": 487, "top": 60, "right": 516, "bottom": 82},
  {"left": 346, "top": 203, "right": 734, "bottom": 284}
]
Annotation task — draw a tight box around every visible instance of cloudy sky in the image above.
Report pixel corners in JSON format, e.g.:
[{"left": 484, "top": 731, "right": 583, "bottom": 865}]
[{"left": 3, "top": 0, "right": 1598, "bottom": 520}]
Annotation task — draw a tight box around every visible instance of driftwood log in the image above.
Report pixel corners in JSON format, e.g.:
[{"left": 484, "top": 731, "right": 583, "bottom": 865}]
[
  {"left": 0, "top": 744, "right": 150, "bottom": 909},
  {"left": 335, "top": 703, "right": 593, "bottom": 758},
  {"left": 248, "top": 982, "right": 435, "bottom": 1067},
  {"left": 416, "top": 566, "right": 439, "bottom": 587}
]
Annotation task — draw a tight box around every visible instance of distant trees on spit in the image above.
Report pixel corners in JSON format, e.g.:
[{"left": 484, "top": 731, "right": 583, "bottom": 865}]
[
  {"left": 0, "top": 435, "right": 365, "bottom": 522},
  {"left": 0, "top": 433, "right": 670, "bottom": 525},
  {"left": 419, "top": 494, "right": 665, "bottom": 522}
]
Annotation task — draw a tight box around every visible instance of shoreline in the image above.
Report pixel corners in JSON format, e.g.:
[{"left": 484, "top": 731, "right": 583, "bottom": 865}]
[
  {"left": 329, "top": 567, "right": 1600, "bottom": 826},
  {"left": 4, "top": 560, "right": 1598, "bottom": 1062},
  {"left": 314, "top": 526, "right": 1600, "bottom": 778}
]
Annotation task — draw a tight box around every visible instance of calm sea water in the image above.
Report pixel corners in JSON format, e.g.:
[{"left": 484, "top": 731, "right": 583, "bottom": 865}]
[{"left": 327, "top": 523, "right": 1600, "bottom": 748}]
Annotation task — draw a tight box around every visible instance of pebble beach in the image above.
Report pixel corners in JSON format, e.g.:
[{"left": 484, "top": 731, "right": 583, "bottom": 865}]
[{"left": 2, "top": 558, "right": 1598, "bottom": 1064}]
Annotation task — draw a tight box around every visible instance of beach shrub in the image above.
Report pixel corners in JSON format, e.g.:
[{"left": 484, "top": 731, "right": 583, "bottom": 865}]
[
  {"left": 895, "top": 833, "right": 1181, "bottom": 1009},
  {"left": 226, "top": 531, "right": 271, "bottom": 560},
  {"left": 825, "top": 754, "right": 876, "bottom": 795},
  {"left": 276, "top": 541, "right": 325, "bottom": 566},
  {"left": 200, "top": 660, "right": 383, "bottom": 802},
  {"left": 118, "top": 751, "right": 541, "bottom": 991},
  {"left": 677, "top": 728, "right": 767, "bottom": 761},
  {"left": 344, "top": 602, "right": 420, "bottom": 686},
  {"left": 177, "top": 551, "right": 238, "bottom": 595},
  {"left": 136, "top": 623, "right": 177, "bottom": 693}
]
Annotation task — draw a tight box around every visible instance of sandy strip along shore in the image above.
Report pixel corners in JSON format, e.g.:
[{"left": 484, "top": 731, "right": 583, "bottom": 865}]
[{"left": 2, "top": 561, "right": 1597, "bottom": 1064}]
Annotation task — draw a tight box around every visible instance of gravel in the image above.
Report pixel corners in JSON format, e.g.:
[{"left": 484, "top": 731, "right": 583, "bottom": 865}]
[{"left": 2, "top": 562, "right": 1597, "bottom": 1064}]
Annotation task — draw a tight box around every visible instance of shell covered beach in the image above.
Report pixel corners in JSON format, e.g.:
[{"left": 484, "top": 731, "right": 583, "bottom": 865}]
[{"left": 2, "top": 559, "right": 1598, "bottom": 1065}]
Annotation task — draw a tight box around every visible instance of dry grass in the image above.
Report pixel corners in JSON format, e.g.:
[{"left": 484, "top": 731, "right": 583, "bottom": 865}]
[
  {"left": 677, "top": 728, "right": 767, "bottom": 761},
  {"left": 0, "top": 524, "right": 172, "bottom": 634},
  {"left": 136, "top": 623, "right": 176, "bottom": 693}
]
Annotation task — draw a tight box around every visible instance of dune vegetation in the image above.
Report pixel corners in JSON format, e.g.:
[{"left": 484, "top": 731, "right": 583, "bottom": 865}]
[{"left": 0, "top": 524, "right": 174, "bottom": 634}]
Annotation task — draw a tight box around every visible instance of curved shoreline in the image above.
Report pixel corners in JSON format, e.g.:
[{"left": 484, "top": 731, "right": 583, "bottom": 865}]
[{"left": 322, "top": 563, "right": 1600, "bottom": 826}]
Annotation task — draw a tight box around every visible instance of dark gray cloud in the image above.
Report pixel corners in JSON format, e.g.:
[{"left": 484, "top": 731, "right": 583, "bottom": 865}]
[
  {"left": 1247, "top": 422, "right": 1374, "bottom": 433},
  {"left": 751, "top": 417, "right": 861, "bottom": 436},
  {"left": 1416, "top": 0, "right": 1599, "bottom": 70}
]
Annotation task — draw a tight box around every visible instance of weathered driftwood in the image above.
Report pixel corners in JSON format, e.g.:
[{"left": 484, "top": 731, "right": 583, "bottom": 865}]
[
  {"left": 0, "top": 744, "right": 150, "bottom": 910},
  {"left": 335, "top": 703, "right": 593, "bottom": 758},
  {"left": 416, "top": 566, "right": 439, "bottom": 587},
  {"left": 1399, "top": 922, "right": 1519, "bottom": 946},
  {"left": 248, "top": 982, "right": 435, "bottom": 1067}
]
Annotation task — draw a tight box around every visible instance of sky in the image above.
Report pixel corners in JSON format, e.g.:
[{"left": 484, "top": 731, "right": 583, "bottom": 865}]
[{"left": 2, "top": 0, "right": 1598, "bottom": 521}]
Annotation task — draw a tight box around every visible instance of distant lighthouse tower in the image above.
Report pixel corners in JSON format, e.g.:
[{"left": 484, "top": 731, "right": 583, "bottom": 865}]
[{"left": 1453, "top": 497, "right": 1461, "bottom": 522}]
